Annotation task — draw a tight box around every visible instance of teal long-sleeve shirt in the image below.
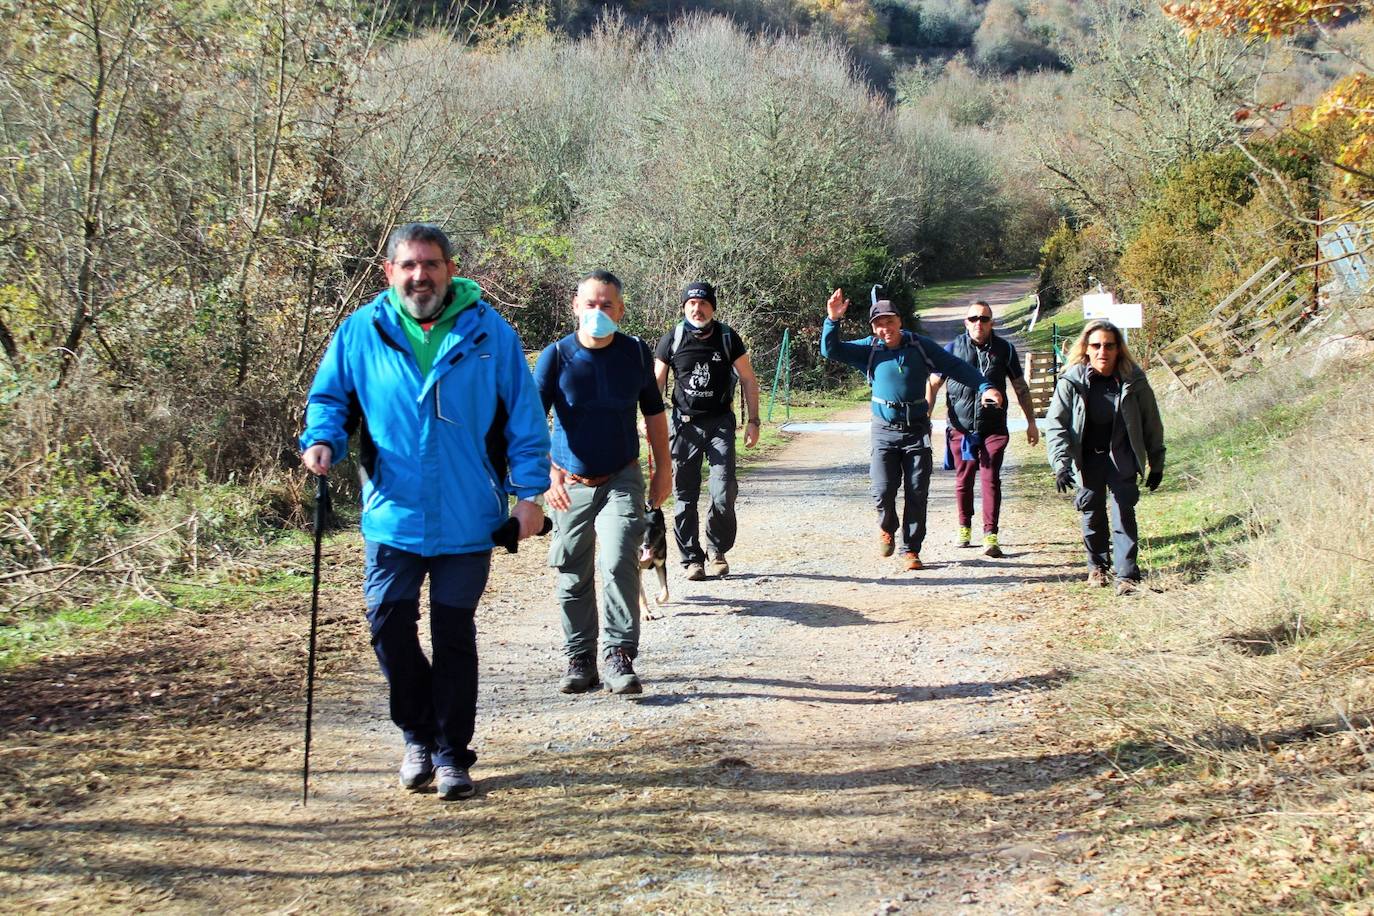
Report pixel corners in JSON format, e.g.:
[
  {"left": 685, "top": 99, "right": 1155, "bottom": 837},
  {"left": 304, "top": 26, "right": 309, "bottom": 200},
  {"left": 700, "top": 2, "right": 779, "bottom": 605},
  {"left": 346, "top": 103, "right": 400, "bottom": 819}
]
[{"left": 820, "top": 318, "right": 991, "bottom": 426}]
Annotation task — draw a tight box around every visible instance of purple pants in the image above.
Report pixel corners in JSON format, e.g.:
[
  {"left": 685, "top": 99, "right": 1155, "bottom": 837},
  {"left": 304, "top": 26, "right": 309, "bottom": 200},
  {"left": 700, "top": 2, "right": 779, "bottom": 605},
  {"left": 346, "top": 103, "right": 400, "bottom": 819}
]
[{"left": 947, "top": 429, "right": 1009, "bottom": 534}]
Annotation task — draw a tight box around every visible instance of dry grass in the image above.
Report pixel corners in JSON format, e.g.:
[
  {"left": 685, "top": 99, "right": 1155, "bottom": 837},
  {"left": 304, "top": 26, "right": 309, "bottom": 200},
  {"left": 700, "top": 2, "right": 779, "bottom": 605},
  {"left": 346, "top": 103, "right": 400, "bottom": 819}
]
[{"left": 1065, "top": 345, "right": 1374, "bottom": 762}]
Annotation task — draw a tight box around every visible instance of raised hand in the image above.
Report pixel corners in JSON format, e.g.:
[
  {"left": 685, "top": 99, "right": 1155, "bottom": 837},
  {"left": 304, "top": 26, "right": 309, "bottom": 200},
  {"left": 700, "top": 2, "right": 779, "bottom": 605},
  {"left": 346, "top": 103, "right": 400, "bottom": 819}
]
[{"left": 825, "top": 288, "right": 850, "bottom": 321}]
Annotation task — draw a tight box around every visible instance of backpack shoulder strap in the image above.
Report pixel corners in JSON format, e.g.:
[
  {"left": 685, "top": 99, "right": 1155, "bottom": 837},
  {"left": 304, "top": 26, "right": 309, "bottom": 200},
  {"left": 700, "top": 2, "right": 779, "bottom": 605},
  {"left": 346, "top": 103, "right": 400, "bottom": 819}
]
[
  {"left": 905, "top": 330, "right": 933, "bottom": 372},
  {"left": 868, "top": 331, "right": 933, "bottom": 387}
]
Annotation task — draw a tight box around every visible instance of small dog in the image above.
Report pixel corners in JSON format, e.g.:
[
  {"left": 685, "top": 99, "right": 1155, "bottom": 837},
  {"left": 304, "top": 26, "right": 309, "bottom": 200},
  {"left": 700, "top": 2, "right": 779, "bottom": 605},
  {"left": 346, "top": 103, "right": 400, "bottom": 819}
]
[{"left": 638, "top": 505, "right": 669, "bottom": 619}]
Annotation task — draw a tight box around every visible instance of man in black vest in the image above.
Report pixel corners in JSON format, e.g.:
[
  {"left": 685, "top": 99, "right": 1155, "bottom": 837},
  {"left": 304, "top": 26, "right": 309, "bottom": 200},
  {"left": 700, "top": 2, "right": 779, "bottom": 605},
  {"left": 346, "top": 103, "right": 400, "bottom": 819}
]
[
  {"left": 653, "top": 282, "right": 761, "bottom": 580},
  {"left": 927, "top": 299, "right": 1040, "bottom": 557}
]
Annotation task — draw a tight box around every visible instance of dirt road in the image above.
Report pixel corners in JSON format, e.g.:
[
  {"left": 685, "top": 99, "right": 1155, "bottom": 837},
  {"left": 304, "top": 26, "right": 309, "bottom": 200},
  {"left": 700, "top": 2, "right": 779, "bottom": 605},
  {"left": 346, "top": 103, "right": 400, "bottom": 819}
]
[{"left": 3, "top": 273, "right": 1142, "bottom": 913}]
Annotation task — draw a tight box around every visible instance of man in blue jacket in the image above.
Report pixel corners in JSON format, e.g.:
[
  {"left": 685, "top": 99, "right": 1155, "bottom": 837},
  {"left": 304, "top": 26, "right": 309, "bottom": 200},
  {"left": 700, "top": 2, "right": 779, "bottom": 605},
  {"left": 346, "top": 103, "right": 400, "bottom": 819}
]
[
  {"left": 821, "top": 288, "right": 1000, "bottom": 571},
  {"left": 300, "top": 223, "right": 550, "bottom": 801},
  {"left": 535, "top": 271, "right": 671, "bottom": 696}
]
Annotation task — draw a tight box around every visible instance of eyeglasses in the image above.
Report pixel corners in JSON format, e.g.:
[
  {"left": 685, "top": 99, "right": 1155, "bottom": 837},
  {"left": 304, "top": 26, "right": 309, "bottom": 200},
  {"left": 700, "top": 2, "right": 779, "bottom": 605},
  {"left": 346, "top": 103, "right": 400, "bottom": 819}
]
[
  {"left": 391, "top": 259, "right": 444, "bottom": 272},
  {"left": 1087, "top": 342, "right": 1119, "bottom": 351},
  {"left": 966, "top": 315, "right": 992, "bottom": 324}
]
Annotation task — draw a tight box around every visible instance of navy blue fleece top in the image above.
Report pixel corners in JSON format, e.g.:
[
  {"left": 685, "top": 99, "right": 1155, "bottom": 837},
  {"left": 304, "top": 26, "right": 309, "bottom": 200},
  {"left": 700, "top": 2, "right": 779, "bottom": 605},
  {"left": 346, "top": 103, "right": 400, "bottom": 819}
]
[{"left": 534, "top": 332, "right": 665, "bottom": 477}]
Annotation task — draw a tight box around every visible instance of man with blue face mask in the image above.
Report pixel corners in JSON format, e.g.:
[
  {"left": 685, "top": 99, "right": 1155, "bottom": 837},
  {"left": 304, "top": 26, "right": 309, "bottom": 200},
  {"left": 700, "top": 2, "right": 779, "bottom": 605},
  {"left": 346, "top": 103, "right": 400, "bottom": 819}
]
[{"left": 534, "top": 271, "right": 671, "bottom": 695}]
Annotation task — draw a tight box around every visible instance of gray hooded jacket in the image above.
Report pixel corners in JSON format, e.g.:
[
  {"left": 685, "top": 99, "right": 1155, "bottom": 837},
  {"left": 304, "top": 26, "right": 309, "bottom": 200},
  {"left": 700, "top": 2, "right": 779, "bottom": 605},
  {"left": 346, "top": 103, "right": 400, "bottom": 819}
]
[{"left": 1045, "top": 363, "right": 1165, "bottom": 483}]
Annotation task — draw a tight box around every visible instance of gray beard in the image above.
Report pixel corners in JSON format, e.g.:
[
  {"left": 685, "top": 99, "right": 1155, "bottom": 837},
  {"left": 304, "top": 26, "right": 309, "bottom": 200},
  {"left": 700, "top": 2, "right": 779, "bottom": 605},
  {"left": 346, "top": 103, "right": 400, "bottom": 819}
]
[{"left": 402, "top": 287, "right": 447, "bottom": 321}]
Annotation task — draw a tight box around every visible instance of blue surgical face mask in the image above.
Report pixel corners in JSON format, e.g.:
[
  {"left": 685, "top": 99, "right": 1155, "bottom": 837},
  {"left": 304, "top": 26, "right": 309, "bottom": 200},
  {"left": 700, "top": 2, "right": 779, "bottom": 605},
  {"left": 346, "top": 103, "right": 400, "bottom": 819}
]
[{"left": 580, "top": 308, "right": 619, "bottom": 339}]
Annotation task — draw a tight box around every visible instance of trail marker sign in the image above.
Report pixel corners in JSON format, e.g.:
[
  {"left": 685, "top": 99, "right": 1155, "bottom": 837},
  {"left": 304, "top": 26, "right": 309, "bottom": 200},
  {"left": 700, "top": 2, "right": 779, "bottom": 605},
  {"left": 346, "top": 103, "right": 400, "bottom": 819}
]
[{"left": 1082, "top": 292, "right": 1142, "bottom": 329}]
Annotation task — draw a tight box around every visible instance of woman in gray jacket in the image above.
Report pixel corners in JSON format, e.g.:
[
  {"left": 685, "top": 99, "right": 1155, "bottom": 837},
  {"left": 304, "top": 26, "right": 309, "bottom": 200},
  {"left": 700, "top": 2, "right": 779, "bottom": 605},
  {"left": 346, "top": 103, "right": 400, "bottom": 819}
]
[{"left": 1045, "top": 320, "right": 1165, "bottom": 595}]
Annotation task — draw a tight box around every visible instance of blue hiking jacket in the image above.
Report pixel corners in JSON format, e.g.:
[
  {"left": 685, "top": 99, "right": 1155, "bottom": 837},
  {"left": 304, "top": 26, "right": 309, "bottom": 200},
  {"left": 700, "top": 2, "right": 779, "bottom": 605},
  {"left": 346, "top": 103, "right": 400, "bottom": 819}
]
[
  {"left": 820, "top": 318, "right": 991, "bottom": 426},
  {"left": 300, "top": 288, "right": 551, "bottom": 556}
]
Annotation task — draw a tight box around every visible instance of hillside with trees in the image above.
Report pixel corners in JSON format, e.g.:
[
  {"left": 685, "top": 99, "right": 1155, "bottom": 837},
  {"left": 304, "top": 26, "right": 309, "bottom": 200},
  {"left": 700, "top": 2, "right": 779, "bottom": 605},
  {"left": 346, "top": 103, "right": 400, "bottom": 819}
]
[{"left": 0, "top": 0, "right": 1368, "bottom": 612}]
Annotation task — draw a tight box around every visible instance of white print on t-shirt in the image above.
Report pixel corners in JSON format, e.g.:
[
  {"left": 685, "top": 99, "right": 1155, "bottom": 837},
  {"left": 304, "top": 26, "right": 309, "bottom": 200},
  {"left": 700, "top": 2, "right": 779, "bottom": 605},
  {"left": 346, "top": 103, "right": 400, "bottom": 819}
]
[{"left": 688, "top": 361, "right": 714, "bottom": 396}]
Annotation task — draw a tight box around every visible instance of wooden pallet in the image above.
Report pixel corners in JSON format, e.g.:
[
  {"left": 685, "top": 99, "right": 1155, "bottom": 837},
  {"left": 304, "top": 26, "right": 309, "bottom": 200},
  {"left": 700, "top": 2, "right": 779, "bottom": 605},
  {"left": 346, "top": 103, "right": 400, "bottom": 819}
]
[
  {"left": 1023, "top": 351, "right": 1057, "bottom": 416},
  {"left": 1156, "top": 259, "right": 1309, "bottom": 394}
]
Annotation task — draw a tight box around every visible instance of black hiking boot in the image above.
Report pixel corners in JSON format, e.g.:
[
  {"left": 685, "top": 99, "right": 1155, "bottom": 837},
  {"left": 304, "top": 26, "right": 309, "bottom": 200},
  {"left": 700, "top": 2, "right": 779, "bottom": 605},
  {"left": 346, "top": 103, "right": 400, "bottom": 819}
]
[
  {"left": 603, "top": 647, "right": 642, "bottom": 695},
  {"left": 559, "top": 654, "right": 600, "bottom": 694}
]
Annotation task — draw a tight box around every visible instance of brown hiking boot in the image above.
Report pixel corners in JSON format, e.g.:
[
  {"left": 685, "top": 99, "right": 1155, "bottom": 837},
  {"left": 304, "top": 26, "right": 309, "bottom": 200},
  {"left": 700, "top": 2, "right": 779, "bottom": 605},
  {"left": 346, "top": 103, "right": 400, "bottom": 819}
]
[
  {"left": 1115, "top": 577, "right": 1141, "bottom": 597},
  {"left": 559, "top": 654, "right": 600, "bottom": 693},
  {"left": 708, "top": 553, "right": 729, "bottom": 577},
  {"left": 903, "top": 553, "right": 923, "bottom": 571},
  {"left": 878, "top": 531, "right": 896, "bottom": 557},
  {"left": 1086, "top": 568, "right": 1110, "bottom": 588}
]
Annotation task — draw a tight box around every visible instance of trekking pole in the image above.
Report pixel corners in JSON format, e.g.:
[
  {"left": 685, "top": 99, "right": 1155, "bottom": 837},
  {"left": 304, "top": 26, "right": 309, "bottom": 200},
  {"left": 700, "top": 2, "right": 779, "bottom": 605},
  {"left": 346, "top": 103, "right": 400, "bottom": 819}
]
[{"left": 302, "top": 473, "right": 330, "bottom": 806}]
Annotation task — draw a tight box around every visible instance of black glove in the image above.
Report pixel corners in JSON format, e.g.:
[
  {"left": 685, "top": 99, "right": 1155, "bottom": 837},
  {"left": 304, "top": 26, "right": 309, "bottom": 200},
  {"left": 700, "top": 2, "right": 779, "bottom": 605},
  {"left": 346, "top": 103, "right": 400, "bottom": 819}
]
[
  {"left": 1055, "top": 467, "right": 1075, "bottom": 494},
  {"left": 491, "top": 517, "right": 553, "bottom": 553},
  {"left": 1146, "top": 468, "right": 1163, "bottom": 492}
]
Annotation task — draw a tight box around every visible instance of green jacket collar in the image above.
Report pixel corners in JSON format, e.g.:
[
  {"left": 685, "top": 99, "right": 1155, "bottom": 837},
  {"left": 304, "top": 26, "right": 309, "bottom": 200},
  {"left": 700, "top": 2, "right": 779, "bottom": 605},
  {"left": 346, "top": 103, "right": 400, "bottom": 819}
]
[{"left": 388, "top": 278, "right": 482, "bottom": 376}]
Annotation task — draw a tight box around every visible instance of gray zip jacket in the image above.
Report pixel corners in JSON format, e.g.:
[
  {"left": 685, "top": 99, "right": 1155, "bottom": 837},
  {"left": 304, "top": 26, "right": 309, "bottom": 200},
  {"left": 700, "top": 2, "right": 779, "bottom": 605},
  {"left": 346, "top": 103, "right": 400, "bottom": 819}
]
[{"left": 1045, "top": 363, "right": 1165, "bottom": 483}]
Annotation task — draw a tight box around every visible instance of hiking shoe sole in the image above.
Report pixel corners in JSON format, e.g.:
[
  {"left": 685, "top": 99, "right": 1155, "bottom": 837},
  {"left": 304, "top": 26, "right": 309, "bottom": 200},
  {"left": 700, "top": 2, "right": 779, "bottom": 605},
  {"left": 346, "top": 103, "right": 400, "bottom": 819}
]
[
  {"left": 605, "top": 675, "right": 643, "bottom": 695},
  {"left": 560, "top": 675, "right": 601, "bottom": 694},
  {"left": 400, "top": 773, "right": 434, "bottom": 792},
  {"left": 435, "top": 767, "right": 475, "bottom": 800}
]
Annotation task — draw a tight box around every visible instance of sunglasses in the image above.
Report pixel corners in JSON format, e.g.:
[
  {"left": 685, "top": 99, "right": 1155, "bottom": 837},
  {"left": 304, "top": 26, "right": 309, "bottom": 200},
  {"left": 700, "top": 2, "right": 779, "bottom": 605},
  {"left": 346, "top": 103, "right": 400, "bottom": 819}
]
[
  {"left": 965, "top": 315, "right": 992, "bottom": 323},
  {"left": 1088, "top": 342, "right": 1119, "bottom": 350}
]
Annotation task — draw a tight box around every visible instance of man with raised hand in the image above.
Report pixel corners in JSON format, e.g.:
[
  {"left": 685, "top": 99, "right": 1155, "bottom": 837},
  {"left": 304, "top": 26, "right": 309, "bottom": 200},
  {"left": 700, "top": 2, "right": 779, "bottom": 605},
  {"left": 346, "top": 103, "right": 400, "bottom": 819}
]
[
  {"left": 927, "top": 299, "right": 1041, "bottom": 558},
  {"left": 821, "top": 287, "right": 999, "bottom": 571},
  {"left": 300, "top": 223, "right": 550, "bottom": 801},
  {"left": 653, "top": 282, "right": 762, "bottom": 581},
  {"left": 535, "top": 271, "right": 671, "bottom": 696}
]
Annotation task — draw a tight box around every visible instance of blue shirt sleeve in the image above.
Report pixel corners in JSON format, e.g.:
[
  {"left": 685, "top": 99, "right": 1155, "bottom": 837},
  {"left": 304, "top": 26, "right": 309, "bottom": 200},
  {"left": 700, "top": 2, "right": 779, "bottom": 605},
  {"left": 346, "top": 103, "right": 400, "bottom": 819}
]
[
  {"left": 495, "top": 327, "right": 552, "bottom": 500},
  {"left": 932, "top": 340, "right": 957, "bottom": 380},
  {"left": 533, "top": 343, "right": 558, "bottom": 414},
  {"left": 819, "top": 318, "right": 873, "bottom": 373},
  {"left": 300, "top": 323, "right": 355, "bottom": 462}
]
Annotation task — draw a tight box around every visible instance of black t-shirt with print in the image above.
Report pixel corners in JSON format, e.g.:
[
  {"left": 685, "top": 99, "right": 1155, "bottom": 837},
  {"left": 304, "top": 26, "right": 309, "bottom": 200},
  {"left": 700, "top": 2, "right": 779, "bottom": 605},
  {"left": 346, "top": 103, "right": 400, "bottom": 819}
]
[{"left": 654, "top": 323, "right": 749, "bottom": 418}]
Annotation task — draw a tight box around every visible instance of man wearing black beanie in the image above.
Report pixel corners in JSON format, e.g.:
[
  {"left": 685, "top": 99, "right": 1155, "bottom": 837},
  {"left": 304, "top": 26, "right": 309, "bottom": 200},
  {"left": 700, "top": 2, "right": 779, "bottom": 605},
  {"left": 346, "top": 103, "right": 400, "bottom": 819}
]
[{"left": 653, "top": 282, "right": 761, "bottom": 580}]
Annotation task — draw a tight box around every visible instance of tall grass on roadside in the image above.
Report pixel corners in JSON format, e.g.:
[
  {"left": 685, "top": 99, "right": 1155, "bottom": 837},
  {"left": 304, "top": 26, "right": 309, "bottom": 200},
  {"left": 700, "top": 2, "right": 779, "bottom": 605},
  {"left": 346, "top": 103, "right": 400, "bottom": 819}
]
[
  {"left": 0, "top": 387, "right": 313, "bottom": 621},
  {"left": 1068, "top": 354, "right": 1374, "bottom": 761}
]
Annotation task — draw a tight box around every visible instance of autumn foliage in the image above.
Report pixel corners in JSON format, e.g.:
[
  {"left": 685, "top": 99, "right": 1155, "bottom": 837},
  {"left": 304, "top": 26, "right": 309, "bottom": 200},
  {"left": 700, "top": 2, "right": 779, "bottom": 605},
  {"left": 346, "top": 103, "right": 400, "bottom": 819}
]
[{"left": 1162, "top": 0, "right": 1365, "bottom": 37}]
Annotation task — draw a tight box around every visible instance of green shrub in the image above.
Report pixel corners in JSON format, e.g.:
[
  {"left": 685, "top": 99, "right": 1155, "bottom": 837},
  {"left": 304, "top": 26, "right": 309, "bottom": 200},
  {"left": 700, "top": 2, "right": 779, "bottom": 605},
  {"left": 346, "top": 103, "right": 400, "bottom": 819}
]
[
  {"left": 2, "top": 438, "right": 137, "bottom": 570},
  {"left": 1117, "top": 141, "right": 1316, "bottom": 345},
  {"left": 1036, "top": 219, "right": 1118, "bottom": 311}
]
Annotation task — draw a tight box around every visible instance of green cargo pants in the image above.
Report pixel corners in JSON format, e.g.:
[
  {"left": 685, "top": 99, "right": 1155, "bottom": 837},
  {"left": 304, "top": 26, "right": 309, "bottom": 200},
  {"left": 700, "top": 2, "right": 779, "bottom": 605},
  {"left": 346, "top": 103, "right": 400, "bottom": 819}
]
[{"left": 548, "top": 462, "right": 647, "bottom": 660}]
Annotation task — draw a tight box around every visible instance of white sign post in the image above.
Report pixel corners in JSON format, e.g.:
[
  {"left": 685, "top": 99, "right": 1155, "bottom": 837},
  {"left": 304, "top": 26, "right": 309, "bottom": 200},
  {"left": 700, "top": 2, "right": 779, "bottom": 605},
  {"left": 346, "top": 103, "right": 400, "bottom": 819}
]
[{"left": 1082, "top": 292, "right": 1143, "bottom": 341}]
